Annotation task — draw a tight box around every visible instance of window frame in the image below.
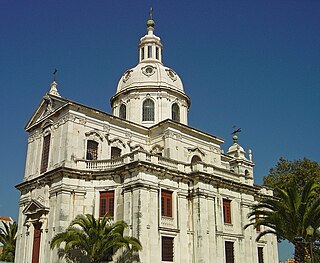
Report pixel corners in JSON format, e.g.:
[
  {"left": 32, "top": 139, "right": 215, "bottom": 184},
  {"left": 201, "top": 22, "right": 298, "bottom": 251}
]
[
  {"left": 86, "top": 140, "right": 98, "bottom": 160},
  {"left": 161, "top": 190, "right": 173, "bottom": 217},
  {"left": 111, "top": 147, "right": 122, "bottom": 159},
  {"left": 191, "top": 155, "right": 201, "bottom": 163},
  {"left": 162, "top": 236, "right": 174, "bottom": 262},
  {"left": 171, "top": 103, "right": 180, "bottom": 122},
  {"left": 225, "top": 241, "right": 234, "bottom": 263},
  {"left": 40, "top": 134, "right": 51, "bottom": 174},
  {"left": 99, "top": 191, "right": 115, "bottom": 218},
  {"left": 223, "top": 199, "right": 232, "bottom": 224},
  {"left": 119, "top": 104, "right": 126, "bottom": 119},
  {"left": 148, "top": 46, "right": 152, "bottom": 58},
  {"left": 142, "top": 98, "right": 155, "bottom": 121}
]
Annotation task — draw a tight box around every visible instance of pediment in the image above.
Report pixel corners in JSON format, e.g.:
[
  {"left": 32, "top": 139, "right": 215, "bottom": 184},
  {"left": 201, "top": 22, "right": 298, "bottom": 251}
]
[
  {"left": 23, "top": 199, "right": 49, "bottom": 216},
  {"left": 187, "top": 147, "right": 205, "bottom": 157},
  {"left": 25, "top": 94, "right": 69, "bottom": 130}
]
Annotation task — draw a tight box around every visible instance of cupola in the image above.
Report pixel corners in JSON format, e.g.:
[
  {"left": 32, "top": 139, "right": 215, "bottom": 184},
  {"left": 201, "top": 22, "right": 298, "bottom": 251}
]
[{"left": 110, "top": 10, "right": 190, "bottom": 127}]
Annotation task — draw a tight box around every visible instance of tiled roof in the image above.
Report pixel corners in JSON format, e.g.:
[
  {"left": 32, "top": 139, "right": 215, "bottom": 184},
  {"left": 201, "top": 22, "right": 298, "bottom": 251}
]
[{"left": 0, "top": 216, "right": 13, "bottom": 222}]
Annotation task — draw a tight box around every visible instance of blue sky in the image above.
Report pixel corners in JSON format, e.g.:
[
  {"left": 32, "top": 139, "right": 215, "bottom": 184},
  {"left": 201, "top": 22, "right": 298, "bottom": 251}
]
[{"left": 1, "top": 0, "right": 319, "bottom": 260}]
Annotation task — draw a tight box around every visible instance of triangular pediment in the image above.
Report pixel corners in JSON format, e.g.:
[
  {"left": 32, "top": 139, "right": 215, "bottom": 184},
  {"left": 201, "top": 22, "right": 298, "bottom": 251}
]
[
  {"left": 25, "top": 94, "right": 69, "bottom": 131},
  {"left": 187, "top": 146, "right": 205, "bottom": 157},
  {"left": 23, "top": 199, "right": 49, "bottom": 216}
]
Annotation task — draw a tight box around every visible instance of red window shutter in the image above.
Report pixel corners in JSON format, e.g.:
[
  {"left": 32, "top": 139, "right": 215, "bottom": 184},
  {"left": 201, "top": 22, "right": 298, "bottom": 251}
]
[
  {"left": 40, "top": 134, "right": 51, "bottom": 173},
  {"left": 32, "top": 223, "right": 42, "bottom": 263},
  {"left": 223, "top": 199, "right": 232, "bottom": 224},
  {"left": 162, "top": 236, "right": 174, "bottom": 261},
  {"left": 100, "top": 191, "right": 114, "bottom": 217},
  {"left": 225, "top": 241, "right": 234, "bottom": 263},
  {"left": 161, "top": 190, "right": 172, "bottom": 217}
]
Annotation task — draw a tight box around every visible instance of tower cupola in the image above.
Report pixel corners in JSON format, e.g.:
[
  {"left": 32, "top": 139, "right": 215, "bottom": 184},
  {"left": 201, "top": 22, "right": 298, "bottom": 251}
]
[{"left": 138, "top": 8, "right": 163, "bottom": 63}]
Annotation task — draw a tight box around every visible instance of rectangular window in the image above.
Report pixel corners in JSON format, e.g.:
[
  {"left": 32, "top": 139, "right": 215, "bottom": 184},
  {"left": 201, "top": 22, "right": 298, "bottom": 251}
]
[
  {"left": 111, "top": 147, "right": 121, "bottom": 159},
  {"left": 141, "top": 47, "right": 145, "bottom": 60},
  {"left": 223, "top": 199, "right": 232, "bottom": 224},
  {"left": 162, "top": 236, "right": 174, "bottom": 261},
  {"left": 225, "top": 241, "right": 234, "bottom": 263},
  {"left": 86, "top": 140, "right": 98, "bottom": 160},
  {"left": 100, "top": 191, "right": 114, "bottom": 217},
  {"left": 258, "top": 247, "right": 264, "bottom": 263},
  {"left": 161, "top": 190, "right": 172, "bottom": 217},
  {"left": 40, "top": 134, "right": 51, "bottom": 173},
  {"left": 156, "top": 47, "right": 159, "bottom": 59},
  {"left": 148, "top": 46, "right": 152, "bottom": 58}
]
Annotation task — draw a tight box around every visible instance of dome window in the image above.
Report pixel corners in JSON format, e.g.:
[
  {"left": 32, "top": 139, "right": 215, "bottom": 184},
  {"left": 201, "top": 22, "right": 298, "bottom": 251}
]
[
  {"left": 119, "top": 104, "right": 126, "bottom": 119},
  {"left": 172, "top": 103, "right": 180, "bottom": 122},
  {"left": 142, "top": 99, "right": 154, "bottom": 121}
]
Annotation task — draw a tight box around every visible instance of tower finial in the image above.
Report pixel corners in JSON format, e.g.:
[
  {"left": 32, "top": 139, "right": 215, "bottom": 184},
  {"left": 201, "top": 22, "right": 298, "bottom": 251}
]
[
  {"left": 49, "top": 68, "right": 61, "bottom": 97},
  {"left": 53, "top": 68, "right": 57, "bottom": 81},
  {"left": 231, "top": 126, "right": 241, "bottom": 143},
  {"left": 146, "top": 7, "right": 155, "bottom": 28}
]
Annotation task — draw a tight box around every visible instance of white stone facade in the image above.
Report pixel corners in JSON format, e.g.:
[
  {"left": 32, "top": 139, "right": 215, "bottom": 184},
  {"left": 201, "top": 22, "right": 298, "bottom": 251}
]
[{"left": 15, "top": 16, "right": 278, "bottom": 263}]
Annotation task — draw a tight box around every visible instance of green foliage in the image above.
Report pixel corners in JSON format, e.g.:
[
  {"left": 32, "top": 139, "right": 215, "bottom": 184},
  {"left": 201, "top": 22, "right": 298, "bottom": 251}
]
[
  {"left": 50, "top": 214, "right": 142, "bottom": 263},
  {"left": 115, "top": 248, "right": 141, "bottom": 263},
  {"left": 264, "top": 157, "right": 320, "bottom": 194},
  {"left": 0, "top": 221, "right": 17, "bottom": 262},
  {"left": 246, "top": 181, "right": 320, "bottom": 262}
]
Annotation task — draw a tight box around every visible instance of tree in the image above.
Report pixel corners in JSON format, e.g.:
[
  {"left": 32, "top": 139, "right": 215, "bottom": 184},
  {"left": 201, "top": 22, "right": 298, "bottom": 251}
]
[
  {"left": 246, "top": 181, "right": 320, "bottom": 263},
  {"left": 263, "top": 157, "right": 320, "bottom": 194},
  {"left": 50, "top": 214, "right": 142, "bottom": 263},
  {"left": 0, "top": 221, "right": 17, "bottom": 262}
]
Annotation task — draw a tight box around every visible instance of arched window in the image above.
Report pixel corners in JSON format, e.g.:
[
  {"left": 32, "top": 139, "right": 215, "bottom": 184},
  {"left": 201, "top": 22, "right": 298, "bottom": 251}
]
[
  {"left": 86, "top": 140, "right": 98, "bottom": 160},
  {"left": 142, "top": 99, "right": 154, "bottom": 121},
  {"left": 119, "top": 104, "right": 126, "bottom": 119},
  {"left": 171, "top": 103, "right": 180, "bottom": 122},
  {"left": 191, "top": 155, "right": 201, "bottom": 163}
]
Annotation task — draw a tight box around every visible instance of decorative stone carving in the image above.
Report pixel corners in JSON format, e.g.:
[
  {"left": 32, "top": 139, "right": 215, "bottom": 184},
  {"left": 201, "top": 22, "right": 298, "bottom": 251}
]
[
  {"left": 166, "top": 68, "right": 177, "bottom": 81},
  {"left": 187, "top": 146, "right": 206, "bottom": 157},
  {"left": 85, "top": 130, "right": 104, "bottom": 141},
  {"left": 142, "top": 65, "right": 156, "bottom": 77},
  {"left": 122, "top": 70, "right": 133, "bottom": 82}
]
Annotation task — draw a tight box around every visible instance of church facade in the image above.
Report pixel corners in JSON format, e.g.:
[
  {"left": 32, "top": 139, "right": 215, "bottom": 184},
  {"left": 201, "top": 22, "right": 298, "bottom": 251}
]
[{"left": 15, "top": 15, "right": 278, "bottom": 263}]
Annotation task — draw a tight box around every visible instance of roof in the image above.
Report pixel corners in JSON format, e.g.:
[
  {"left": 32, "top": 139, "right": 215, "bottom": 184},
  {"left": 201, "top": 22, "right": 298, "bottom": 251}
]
[{"left": 0, "top": 216, "right": 13, "bottom": 222}]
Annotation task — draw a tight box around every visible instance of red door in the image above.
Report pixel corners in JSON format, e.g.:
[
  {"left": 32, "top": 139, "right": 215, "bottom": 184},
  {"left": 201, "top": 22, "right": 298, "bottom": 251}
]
[{"left": 32, "top": 223, "right": 42, "bottom": 263}]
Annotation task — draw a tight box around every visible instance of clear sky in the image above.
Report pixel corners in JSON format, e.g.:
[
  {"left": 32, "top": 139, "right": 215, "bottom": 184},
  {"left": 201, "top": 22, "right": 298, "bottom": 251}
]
[{"left": 1, "top": 0, "right": 319, "bottom": 260}]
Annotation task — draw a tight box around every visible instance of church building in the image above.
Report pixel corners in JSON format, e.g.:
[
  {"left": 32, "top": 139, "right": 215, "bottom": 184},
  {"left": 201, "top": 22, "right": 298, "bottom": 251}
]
[{"left": 15, "top": 13, "right": 278, "bottom": 263}]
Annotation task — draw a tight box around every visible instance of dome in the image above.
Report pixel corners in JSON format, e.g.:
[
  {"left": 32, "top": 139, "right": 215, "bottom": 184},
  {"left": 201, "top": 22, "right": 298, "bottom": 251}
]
[
  {"left": 110, "top": 13, "right": 190, "bottom": 127},
  {"left": 116, "top": 62, "right": 185, "bottom": 95}
]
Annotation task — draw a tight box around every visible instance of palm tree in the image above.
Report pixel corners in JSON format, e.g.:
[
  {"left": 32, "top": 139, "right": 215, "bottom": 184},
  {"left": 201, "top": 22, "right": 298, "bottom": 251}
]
[
  {"left": 51, "top": 214, "right": 142, "bottom": 263},
  {"left": 0, "top": 221, "right": 17, "bottom": 262},
  {"left": 246, "top": 181, "right": 320, "bottom": 263}
]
